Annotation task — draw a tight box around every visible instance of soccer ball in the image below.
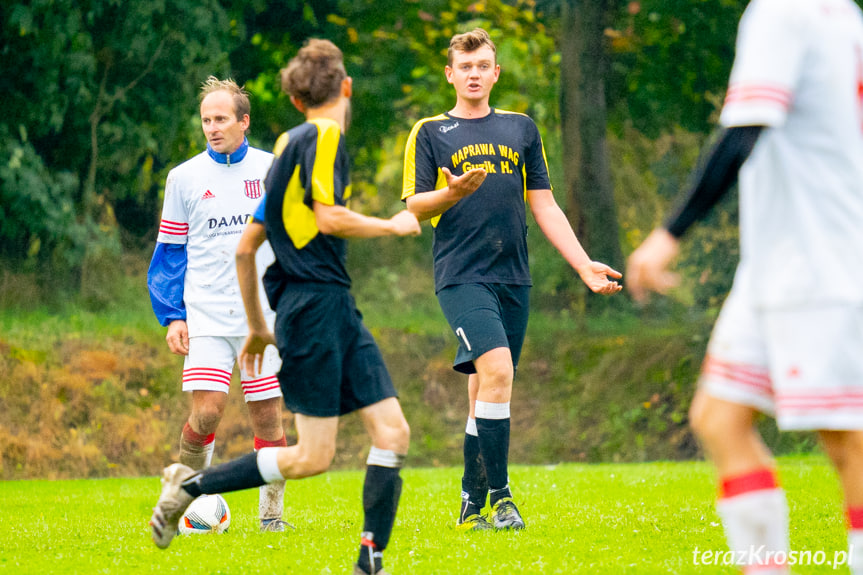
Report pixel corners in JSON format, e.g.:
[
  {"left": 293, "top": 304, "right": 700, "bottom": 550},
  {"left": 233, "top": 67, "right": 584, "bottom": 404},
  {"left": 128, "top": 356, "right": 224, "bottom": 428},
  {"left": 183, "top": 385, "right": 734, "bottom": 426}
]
[{"left": 179, "top": 494, "right": 231, "bottom": 535}]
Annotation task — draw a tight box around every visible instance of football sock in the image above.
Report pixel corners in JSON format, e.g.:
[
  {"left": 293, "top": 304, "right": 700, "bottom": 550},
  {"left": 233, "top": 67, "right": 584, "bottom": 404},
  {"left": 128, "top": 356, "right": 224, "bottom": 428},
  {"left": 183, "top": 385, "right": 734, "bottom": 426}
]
[
  {"left": 179, "top": 422, "right": 215, "bottom": 470},
  {"left": 356, "top": 447, "right": 405, "bottom": 571},
  {"left": 357, "top": 533, "right": 384, "bottom": 575},
  {"left": 847, "top": 507, "right": 863, "bottom": 574},
  {"left": 461, "top": 417, "right": 488, "bottom": 514},
  {"left": 182, "top": 448, "right": 284, "bottom": 498},
  {"left": 489, "top": 485, "right": 513, "bottom": 508},
  {"left": 459, "top": 495, "right": 482, "bottom": 522},
  {"left": 255, "top": 436, "right": 288, "bottom": 522},
  {"left": 716, "top": 468, "right": 789, "bottom": 574},
  {"left": 475, "top": 401, "right": 511, "bottom": 499}
]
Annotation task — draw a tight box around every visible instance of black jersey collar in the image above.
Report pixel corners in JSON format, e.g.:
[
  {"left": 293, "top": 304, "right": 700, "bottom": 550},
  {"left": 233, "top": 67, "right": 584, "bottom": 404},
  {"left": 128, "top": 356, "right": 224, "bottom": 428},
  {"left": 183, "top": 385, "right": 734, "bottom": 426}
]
[{"left": 445, "top": 108, "right": 496, "bottom": 122}]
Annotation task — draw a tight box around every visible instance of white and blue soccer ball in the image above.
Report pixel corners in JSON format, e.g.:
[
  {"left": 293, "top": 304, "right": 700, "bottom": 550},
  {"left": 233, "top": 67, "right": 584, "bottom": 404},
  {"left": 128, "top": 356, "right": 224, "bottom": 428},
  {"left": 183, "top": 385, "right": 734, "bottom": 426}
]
[{"left": 179, "top": 494, "right": 231, "bottom": 535}]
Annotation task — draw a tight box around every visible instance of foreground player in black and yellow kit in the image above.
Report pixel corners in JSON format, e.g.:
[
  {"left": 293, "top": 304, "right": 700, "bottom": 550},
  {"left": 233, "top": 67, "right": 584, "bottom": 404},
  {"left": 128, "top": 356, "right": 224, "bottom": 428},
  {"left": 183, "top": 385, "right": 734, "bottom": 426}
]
[
  {"left": 402, "top": 28, "right": 622, "bottom": 532},
  {"left": 151, "top": 39, "right": 420, "bottom": 575}
]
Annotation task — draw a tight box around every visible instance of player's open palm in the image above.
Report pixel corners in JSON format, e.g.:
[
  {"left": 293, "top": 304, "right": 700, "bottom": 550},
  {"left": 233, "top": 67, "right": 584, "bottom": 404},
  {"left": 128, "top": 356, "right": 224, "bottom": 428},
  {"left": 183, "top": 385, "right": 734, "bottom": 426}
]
[
  {"left": 442, "top": 166, "right": 487, "bottom": 199},
  {"left": 579, "top": 261, "right": 623, "bottom": 295},
  {"left": 240, "top": 331, "right": 276, "bottom": 377},
  {"left": 390, "top": 210, "right": 422, "bottom": 236}
]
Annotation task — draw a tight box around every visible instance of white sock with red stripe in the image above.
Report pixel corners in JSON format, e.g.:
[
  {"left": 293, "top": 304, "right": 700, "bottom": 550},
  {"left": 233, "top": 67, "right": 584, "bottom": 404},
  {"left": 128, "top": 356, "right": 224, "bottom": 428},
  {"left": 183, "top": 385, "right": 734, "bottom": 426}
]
[
  {"left": 847, "top": 507, "right": 863, "bottom": 574},
  {"left": 716, "top": 469, "right": 789, "bottom": 575}
]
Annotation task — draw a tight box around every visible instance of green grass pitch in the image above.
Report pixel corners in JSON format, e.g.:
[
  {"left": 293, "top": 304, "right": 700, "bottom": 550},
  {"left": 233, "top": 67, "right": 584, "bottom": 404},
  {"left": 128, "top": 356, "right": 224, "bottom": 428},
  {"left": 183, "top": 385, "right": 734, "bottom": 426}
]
[{"left": 0, "top": 456, "right": 851, "bottom": 574}]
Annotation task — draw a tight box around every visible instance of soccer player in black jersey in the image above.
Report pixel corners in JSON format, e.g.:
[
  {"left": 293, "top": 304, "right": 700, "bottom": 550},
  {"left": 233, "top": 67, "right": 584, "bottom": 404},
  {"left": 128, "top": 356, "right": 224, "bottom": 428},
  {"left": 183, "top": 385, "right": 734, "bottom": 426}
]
[
  {"left": 150, "top": 39, "right": 420, "bottom": 575},
  {"left": 402, "top": 28, "right": 623, "bottom": 532}
]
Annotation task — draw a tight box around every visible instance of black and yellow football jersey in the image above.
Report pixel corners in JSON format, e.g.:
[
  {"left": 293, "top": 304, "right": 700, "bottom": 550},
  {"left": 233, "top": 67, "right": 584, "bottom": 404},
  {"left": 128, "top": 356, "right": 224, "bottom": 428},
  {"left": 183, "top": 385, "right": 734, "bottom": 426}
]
[
  {"left": 261, "top": 118, "right": 352, "bottom": 304},
  {"left": 402, "top": 109, "right": 551, "bottom": 291}
]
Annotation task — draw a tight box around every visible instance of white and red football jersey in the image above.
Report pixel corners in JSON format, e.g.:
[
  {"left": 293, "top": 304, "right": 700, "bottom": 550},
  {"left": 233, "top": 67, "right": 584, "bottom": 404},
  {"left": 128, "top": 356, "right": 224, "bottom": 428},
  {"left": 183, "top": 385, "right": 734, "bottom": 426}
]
[
  {"left": 157, "top": 147, "right": 276, "bottom": 337},
  {"left": 720, "top": 0, "right": 863, "bottom": 308}
]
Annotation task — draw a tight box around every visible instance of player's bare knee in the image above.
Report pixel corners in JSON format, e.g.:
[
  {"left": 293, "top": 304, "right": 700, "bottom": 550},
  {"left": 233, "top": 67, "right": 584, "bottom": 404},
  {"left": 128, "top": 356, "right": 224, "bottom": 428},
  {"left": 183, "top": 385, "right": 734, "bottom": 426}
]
[
  {"left": 691, "top": 398, "right": 755, "bottom": 450},
  {"left": 373, "top": 417, "right": 410, "bottom": 453},
  {"left": 247, "top": 399, "right": 283, "bottom": 432},
  {"left": 482, "top": 366, "right": 513, "bottom": 389},
  {"left": 190, "top": 405, "right": 223, "bottom": 435},
  {"left": 477, "top": 375, "right": 512, "bottom": 404},
  {"left": 390, "top": 418, "right": 411, "bottom": 453}
]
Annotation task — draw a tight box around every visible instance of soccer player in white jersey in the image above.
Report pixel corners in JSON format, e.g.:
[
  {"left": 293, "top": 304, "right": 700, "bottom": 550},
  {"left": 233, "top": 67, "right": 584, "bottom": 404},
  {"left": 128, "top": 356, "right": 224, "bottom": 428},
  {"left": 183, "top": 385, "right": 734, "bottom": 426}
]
[
  {"left": 147, "top": 76, "right": 290, "bottom": 532},
  {"left": 627, "top": 0, "right": 863, "bottom": 573}
]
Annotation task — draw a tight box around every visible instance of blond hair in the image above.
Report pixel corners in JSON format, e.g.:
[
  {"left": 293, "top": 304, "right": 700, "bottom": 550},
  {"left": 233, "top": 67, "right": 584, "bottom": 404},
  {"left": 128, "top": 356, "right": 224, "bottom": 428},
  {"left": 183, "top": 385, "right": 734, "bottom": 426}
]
[
  {"left": 448, "top": 28, "right": 497, "bottom": 66},
  {"left": 199, "top": 76, "right": 251, "bottom": 120},
  {"left": 281, "top": 39, "right": 347, "bottom": 109}
]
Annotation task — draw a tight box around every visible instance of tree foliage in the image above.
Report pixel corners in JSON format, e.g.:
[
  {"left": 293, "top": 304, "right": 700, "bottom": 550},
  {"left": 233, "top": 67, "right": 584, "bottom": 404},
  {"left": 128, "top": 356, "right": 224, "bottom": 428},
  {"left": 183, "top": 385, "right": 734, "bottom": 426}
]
[
  {"left": 0, "top": 0, "right": 809, "bottom": 310},
  {"left": 1, "top": 0, "right": 234, "bottom": 283},
  {"left": 606, "top": 0, "right": 748, "bottom": 137}
]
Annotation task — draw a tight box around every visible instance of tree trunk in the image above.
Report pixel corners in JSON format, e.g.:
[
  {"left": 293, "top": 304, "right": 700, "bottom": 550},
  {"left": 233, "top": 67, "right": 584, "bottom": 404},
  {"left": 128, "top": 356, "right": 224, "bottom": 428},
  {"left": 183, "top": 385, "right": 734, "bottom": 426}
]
[{"left": 560, "top": 0, "right": 623, "bottom": 307}]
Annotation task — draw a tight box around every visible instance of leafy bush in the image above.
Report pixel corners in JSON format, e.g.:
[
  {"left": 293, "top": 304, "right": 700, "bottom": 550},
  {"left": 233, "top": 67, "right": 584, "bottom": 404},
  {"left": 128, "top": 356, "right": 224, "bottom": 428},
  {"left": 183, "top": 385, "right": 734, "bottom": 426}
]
[{"left": 0, "top": 126, "right": 89, "bottom": 275}]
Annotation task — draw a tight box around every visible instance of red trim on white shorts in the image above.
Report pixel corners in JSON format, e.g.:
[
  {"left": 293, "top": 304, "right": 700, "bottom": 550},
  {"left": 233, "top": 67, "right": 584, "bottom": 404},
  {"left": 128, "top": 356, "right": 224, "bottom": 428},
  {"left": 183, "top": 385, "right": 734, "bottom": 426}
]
[
  {"left": 777, "top": 389, "right": 863, "bottom": 410},
  {"left": 241, "top": 376, "right": 280, "bottom": 399},
  {"left": 703, "top": 355, "right": 773, "bottom": 397},
  {"left": 183, "top": 367, "right": 231, "bottom": 387}
]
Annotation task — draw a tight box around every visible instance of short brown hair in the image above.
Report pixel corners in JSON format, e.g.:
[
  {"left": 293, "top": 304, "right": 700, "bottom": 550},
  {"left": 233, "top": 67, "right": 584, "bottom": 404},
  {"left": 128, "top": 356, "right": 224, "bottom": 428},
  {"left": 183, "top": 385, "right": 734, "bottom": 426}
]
[
  {"left": 448, "top": 28, "right": 497, "bottom": 67},
  {"left": 199, "top": 76, "right": 250, "bottom": 120},
  {"left": 281, "top": 39, "right": 347, "bottom": 109}
]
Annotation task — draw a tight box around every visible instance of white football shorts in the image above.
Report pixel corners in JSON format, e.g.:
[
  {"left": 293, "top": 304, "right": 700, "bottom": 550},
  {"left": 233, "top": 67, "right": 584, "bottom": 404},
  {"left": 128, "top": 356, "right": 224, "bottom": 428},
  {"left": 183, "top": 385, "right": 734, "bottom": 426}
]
[
  {"left": 182, "top": 336, "right": 282, "bottom": 402},
  {"left": 699, "top": 287, "right": 863, "bottom": 431}
]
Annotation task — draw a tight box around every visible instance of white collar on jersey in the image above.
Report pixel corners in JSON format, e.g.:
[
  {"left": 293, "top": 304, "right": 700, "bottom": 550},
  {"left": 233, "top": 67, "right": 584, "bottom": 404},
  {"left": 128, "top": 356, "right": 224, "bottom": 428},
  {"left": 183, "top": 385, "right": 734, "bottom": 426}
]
[{"left": 206, "top": 138, "right": 249, "bottom": 167}]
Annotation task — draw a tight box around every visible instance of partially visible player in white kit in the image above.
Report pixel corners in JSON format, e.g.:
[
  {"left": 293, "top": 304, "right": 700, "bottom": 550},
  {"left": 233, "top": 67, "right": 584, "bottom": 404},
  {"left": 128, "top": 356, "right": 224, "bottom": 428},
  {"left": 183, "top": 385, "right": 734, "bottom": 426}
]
[
  {"left": 147, "top": 76, "right": 291, "bottom": 532},
  {"left": 627, "top": 1, "right": 863, "bottom": 573}
]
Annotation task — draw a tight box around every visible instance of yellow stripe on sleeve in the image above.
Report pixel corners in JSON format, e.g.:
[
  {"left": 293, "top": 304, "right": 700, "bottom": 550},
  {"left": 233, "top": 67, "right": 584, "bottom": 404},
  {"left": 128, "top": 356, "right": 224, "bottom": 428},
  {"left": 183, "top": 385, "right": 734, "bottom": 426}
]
[
  {"left": 273, "top": 132, "right": 290, "bottom": 157},
  {"left": 282, "top": 164, "right": 319, "bottom": 250},
  {"left": 430, "top": 169, "right": 447, "bottom": 228},
  {"left": 401, "top": 114, "right": 448, "bottom": 201},
  {"left": 310, "top": 118, "right": 340, "bottom": 206}
]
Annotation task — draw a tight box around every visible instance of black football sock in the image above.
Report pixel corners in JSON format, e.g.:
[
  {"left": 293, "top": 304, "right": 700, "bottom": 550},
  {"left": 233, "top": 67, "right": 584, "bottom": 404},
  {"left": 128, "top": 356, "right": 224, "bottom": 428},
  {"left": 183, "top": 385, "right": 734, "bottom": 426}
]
[
  {"left": 360, "top": 464, "right": 403, "bottom": 551},
  {"left": 356, "top": 447, "right": 405, "bottom": 572},
  {"left": 489, "top": 485, "right": 514, "bottom": 507},
  {"left": 460, "top": 498, "right": 481, "bottom": 521},
  {"left": 476, "top": 416, "right": 510, "bottom": 498},
  {"left": 181, "top": 451, "right": 265, "bottom": 498},
  {"left": 462, "top": 426, "right": 488, "bottom": 514}
]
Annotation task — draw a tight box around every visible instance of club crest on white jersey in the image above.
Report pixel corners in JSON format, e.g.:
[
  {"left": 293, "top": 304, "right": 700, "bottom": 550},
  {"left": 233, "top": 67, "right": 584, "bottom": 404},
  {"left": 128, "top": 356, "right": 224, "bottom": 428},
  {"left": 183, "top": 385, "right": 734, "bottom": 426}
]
[{"left": 244, "top": 179, "right": 263, "bottom": 199}]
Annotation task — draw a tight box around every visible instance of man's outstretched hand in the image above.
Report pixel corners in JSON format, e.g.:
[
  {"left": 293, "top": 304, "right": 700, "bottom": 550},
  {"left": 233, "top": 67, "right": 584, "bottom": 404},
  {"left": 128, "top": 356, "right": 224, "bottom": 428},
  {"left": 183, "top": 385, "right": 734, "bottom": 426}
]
[
  {"left": 577, "top": 262, "right": 623, "bottom": 295},
  {"left": 626, "top": 228, "right": 681, "bottom": 303}
]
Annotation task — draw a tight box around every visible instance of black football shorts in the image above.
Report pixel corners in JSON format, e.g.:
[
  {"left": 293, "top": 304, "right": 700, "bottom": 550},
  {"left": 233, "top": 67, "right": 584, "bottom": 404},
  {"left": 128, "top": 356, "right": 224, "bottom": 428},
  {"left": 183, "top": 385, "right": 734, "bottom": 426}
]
[
  {"left": 273, "top": 284, "right": 397, "bottom": 417},
  {"left": 436, "top": 283, "right": 530, "bottom": 375}
]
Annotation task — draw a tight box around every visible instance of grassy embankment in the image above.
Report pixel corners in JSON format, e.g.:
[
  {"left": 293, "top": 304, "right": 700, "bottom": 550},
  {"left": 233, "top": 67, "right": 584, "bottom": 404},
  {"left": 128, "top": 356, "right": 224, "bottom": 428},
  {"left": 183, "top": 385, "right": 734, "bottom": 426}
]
[{"left": 0, "top": 249, "right": 816, "bottom": 480}]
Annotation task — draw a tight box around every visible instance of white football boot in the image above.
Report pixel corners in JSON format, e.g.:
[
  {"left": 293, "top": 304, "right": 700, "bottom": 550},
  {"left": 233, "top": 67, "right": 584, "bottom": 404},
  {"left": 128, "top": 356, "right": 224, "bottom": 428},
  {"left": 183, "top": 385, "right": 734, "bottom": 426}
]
[{"left": 150, "top": 463, "right": 196, "bottom": 549}]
